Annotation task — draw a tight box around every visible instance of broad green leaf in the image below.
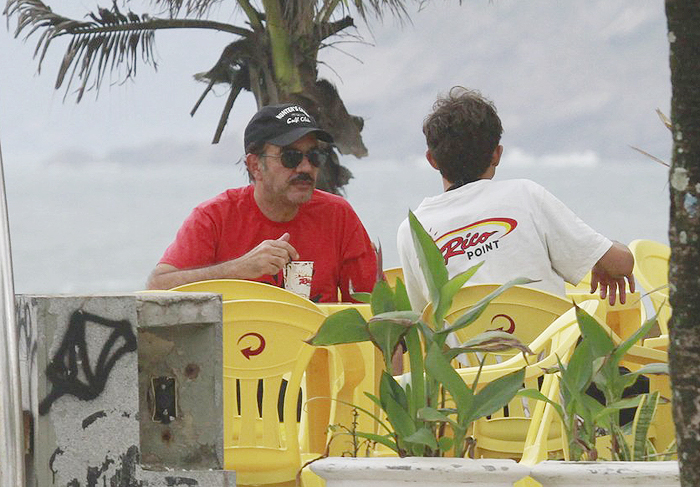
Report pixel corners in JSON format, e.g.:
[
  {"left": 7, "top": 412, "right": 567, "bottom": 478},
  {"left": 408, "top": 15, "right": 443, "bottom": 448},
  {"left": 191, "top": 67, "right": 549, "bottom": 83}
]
[
  {"left": 437, "top": 436, "right": 454, "bottom": 452},
  {"left": 468, "top": 369, "right": 526, "bottom": 423},
  {"left": 404, "top": 427, "right": 438, "bottom": 450},
  {"left": 404, "top": 327, "right": 426, "bottom": 417},
  {"left": 307, "top": 308, "right": 370, "bottom": 345},
  {"left": 440, "top": 277, "right": 535, "bottom": 336},
  {"left": 393, "top": 278, "right": 413, "bottom": 312},
  {"left": 611, "top": 316, "right": 657, "bottom": 366},
  {"left": 351, "top": 292, "right": 372, "bottom": 303},
  {"left": 368, "top": 319, "right": 412, "bottom": 365},
  {"left": 380, "top": 372, "right": 410, "bottom": 413},
  {"left": 612, "top": 422, "right": 631, "bottom": 461},
  {"left": 408, "top": 210, "right": 448, "bottom": 310},
  {"left": 564, "top": 339, "right": 594, "bottom": 393},
  {"left": 384, "top": 391, "right": 417, "bottom": 439},
  {"left": 353, "top": 431, "right": 399, "bottom": 453},
  {"left": 424, "top": 343, "right": 472, "bottom": 417},
  {"left": 371, "top": 280, "right": 397, "bottom": 315},
  {"left": 627, "top": 363, "right": 669, "bottom": 376},
  {"left": 434, "top": 262, "right": 484, "bottom": 327},
  {"left": 417, "top": 406, "right": 458, "bottom": 428},
  {"left": 576, "top": 305, "right": 614, "bottom": 358}
]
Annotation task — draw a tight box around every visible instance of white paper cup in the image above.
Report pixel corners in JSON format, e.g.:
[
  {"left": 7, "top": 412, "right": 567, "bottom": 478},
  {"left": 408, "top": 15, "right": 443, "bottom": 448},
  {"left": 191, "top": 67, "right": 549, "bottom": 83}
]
[{"left": 283, "top": 261, "right": 314, "bottom": 299}]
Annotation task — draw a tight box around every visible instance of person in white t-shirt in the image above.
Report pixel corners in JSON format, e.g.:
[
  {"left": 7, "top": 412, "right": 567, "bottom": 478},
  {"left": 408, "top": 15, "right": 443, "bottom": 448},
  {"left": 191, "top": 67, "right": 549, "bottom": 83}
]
[{"left": 396, "top": 86, "right": 635, "bottom": 313}]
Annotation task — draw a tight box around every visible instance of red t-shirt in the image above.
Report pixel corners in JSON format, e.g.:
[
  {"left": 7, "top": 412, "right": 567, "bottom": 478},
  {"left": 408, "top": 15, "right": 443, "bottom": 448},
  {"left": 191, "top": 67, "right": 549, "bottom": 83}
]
[{"left": 160, "top": 185, "right": 377, "bottom": 302}]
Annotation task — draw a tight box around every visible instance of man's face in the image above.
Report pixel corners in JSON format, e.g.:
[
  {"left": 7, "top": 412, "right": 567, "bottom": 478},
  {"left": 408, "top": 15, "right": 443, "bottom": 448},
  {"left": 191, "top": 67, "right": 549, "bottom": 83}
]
[{"left": 254, "top": 133, "right": 320, "bottom": 208}]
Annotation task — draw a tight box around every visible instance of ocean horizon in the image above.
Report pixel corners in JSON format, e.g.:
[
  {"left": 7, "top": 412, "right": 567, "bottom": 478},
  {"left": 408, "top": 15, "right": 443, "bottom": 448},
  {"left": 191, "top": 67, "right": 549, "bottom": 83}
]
[{"left": 4, "top": 153, "right": 669, "bottom": 294}]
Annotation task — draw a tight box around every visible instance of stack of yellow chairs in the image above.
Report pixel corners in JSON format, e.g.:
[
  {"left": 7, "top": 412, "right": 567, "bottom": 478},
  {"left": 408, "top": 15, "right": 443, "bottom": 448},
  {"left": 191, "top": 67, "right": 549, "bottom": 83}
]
[
  {"left": 453, "top": 299, "right": 597, "bottom": 462},
  {"left": 629, "top": 239, "right": 671, "bottom": 351},
  {"left": 444, "top": 284, "right": 574, "bottom": 367},
  {"left": 168, "top": 279, "right": 368, "bottom": 486}
]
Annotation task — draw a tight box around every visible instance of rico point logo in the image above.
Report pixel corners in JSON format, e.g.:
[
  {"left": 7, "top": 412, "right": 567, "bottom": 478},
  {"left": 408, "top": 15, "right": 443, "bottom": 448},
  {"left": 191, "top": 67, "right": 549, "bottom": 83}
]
[{"left": 435, "top": 218, "right": 517, "bottom": 264}]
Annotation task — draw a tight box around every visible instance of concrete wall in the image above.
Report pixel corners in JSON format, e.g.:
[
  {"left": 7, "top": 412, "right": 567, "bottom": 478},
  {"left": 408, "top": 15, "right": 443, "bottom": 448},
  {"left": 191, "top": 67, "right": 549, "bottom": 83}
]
[{"left": 16, "top": 292, "right": 235, "bottom": 487}]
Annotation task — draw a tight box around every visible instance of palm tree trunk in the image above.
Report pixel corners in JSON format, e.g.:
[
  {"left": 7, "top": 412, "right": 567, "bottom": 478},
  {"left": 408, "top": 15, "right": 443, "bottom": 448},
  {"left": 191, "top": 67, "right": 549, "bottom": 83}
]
[{"left": 666, "top": 1, "right": 700, "bottom": 485}]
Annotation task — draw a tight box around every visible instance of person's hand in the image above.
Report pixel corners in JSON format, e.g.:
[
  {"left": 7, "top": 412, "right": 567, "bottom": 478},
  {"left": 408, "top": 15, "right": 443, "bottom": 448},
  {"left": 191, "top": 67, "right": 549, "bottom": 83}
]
[
  {"left": 224, "top": 233, "right": 299, "bottom": 279},
  {"left": 590, "top": 262, "right": 635, "bottom": 305}
]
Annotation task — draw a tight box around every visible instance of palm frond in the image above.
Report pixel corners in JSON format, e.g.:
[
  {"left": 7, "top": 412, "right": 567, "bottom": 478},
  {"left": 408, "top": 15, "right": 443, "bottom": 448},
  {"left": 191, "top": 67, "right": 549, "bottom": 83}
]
[
  {"left": 5, "top": 0, "right": 252, "bottom": 102},
  {"left": 6, "top": 0, "right": 157, "bottom": 101},
  {"left": 152, "top": 0, "right": 226, "bottom": 18}
]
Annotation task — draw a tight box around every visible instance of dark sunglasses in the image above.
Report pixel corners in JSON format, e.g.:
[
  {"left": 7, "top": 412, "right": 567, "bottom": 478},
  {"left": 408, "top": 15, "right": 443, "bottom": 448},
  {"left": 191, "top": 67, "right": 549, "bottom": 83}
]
[{"left": 262, "top": 147, "right": 328, "bottom": 168}]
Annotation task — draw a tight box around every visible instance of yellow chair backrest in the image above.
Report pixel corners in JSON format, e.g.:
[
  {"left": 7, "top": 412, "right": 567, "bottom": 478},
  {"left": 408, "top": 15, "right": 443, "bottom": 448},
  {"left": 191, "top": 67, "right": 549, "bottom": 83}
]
[
  {"left": 444, "top": 284, "right": 574, "bottom": 367},
  {"left": 629, "top": 239, "right": 671, "bottom": 334},
  {"left": 457, "top": 300, "right": 598, "bottom": 462},
  {"left": 171, "top": 278, "right": 318, "bottom": 308},
  {"left": 383, "top": 267, "right": 404, "bottom": 288},
  {"left": 222, "top": 299, "right": 326, "bottom": 485}
]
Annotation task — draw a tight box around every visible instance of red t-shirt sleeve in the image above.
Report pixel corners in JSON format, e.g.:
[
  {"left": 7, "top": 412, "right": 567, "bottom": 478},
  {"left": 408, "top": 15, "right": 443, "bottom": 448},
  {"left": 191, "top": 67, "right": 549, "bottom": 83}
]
[
  {"left": 337, "top": 209, "right": 378, "bottom": 301},
  {"left": 159, "top": 207, "right": 218, "bottom": 269}
]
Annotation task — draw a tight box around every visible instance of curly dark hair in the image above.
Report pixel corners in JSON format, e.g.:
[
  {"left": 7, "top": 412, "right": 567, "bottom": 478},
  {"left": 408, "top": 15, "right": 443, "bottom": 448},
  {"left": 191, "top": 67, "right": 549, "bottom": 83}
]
[{"left": 422, "top": 87, "right": 503, "bottom": 184}]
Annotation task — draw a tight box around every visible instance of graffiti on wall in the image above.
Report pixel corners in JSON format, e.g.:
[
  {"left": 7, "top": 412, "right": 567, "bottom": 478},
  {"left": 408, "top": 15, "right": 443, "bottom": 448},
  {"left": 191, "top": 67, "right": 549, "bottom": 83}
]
[{"left": 39, "top": 309, "right": 137, "bottom": 415}]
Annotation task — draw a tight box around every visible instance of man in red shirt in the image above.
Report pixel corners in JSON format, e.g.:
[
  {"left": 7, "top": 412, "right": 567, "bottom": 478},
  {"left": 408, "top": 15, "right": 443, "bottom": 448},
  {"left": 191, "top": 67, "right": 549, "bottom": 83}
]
[{"left": 147, "top": 104, "right": 377, "bottom": 302}]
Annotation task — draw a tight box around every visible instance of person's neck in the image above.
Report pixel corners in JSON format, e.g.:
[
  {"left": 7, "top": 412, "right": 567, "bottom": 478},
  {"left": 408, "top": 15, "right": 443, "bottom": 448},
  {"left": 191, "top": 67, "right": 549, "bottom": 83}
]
[{"left": 253, "top": 187, "right": 300, "bottom": 222}]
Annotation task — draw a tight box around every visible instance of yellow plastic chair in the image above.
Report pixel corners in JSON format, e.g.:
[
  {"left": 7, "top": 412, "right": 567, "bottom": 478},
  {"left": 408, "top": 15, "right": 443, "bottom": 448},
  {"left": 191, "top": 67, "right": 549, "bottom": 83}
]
[
  {"left": 629, "top": 239, "right": 671, "bottom": 335},
  {"left": 222, "top": 299, "right": 341, "bottom": 486},
  {"left": 521, "top": 308, "right": 673, "bottom": 463},
  {"left": 457, "top": 300, "right": 599, "bottom": 462},
  {"left": 171, "top": 278, "right": 318, "bottom": 309},
  {"left": 382, "top": 267, "right": 404, "bottom": 289},
  {"left": 443, "top": 284, "right": 574, "bottom": 367}
]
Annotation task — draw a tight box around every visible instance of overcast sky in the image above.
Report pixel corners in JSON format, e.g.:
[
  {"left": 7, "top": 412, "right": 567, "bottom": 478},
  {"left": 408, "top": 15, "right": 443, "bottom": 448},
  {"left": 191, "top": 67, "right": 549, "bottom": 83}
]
[
  {"left": 0, "top": 1, "right": 674, "bottom": 292},
  {"left": 0, "top": 1, "right": 671, "bottom": 169}
]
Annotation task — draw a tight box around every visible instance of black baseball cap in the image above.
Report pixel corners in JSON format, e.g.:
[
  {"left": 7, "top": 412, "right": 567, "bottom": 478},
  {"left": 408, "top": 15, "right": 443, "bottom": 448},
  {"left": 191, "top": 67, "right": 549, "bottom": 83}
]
[{"left": 244, "top": 103, "right": 333, "bottom": 149}]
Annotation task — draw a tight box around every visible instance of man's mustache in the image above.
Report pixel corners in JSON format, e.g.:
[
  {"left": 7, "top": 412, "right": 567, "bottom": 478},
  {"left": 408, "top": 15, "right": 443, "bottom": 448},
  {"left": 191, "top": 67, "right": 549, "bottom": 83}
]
[{"left": 290, "top": 173, "right": 315, "bottom": 184}]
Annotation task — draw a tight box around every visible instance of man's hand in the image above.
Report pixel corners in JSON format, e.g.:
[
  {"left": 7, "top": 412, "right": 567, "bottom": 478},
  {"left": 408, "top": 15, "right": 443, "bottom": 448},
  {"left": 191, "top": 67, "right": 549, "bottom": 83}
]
[
  {"left": 590, "top": 262, "right": 635, "bottom": 305},
  {"left": 225, "top": 233, "right": 299, "bottom": 279}
]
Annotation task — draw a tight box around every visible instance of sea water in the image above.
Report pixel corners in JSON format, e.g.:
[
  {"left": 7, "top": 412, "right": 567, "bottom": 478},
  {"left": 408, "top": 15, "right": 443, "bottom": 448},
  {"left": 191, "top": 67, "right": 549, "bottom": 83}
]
[{"left": 4, "top": 156, "right": 669, "bottom": 294}]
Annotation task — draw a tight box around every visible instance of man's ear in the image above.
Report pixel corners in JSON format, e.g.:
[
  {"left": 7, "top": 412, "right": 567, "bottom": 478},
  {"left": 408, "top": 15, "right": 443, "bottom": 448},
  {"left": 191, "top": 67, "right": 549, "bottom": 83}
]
[
  {"left": 426, "top": 149, "right": 440, "bottom": 170},
  {"left": 246, "top": 153, "right": 262, "bottom": 181},
  {"left": 491, "top": 145, "right": 503, "bottom": 167}
]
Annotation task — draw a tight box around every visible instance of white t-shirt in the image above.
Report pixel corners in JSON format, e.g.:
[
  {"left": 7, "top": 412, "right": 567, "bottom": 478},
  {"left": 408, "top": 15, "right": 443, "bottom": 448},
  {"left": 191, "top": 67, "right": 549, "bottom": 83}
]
[{"left": 396, "top": 179, "right": 612, "bottom": 312}]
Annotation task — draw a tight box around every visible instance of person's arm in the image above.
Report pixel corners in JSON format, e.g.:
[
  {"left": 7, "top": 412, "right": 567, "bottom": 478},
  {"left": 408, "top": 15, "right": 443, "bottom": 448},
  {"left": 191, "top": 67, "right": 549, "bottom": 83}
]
[
  {"left": 146, "top": 233, "right": 299, "bottom": 289},
  {"left": 589, "top": 241, "right": 635, "bottom": 305}
]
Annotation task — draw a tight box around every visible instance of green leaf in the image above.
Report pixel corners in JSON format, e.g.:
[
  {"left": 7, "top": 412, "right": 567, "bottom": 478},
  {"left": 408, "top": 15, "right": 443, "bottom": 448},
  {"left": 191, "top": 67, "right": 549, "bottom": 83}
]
[
  {"left": 564, "top": 339, "right": 595, "bottom": 393},
  {"left": 353, "top": 431, "right": 399, "bottom": 453},
  {"left": 384, "top": 392, "right": 416, "bottom": 439},
  {"left": 307, "top": 308, "right": 370, "bottom": 345},
  {"left": 351, "top": 292, "right": 372, "bottom": 304},
  {"left": 404, "top": 427, "right": 438, "bottom": 450},
  {"left": 611, "top": 316, "right": 657, "bottom": 366},
  {"left": 368, "top": 317, "right": 413, "bottom": 365},
  {"left": 418, "top": 406, "right": 458, "bottom": 428},
  {"left": 449, "top": 330, "right": 534, "bottom": 356},
  {"left": 404, "top": 327, "right": 426, "bottom": 417},
  {"left": 434, "top": 262, "right": 484, "bottom": 327},
  {"left": 516, "top": 388, "right": 565, "bottom": 421},
  {"left": 371, "top": 280, "right": 397, "bottom": 315},
  {"left": 576, "top": 304, "right": 615, "bottom": 358},
  {"left": 393, "top": 277, "right": 413, "bottom": 312},
  {"left": 438, "top": 436, "right": 454, "bottom": 452},
  {"left": 424, "top": 343, "right": 472, "bottom": 417},
  {"left": 408, "top": 210, "right": 448, "bottom": 310},
  {"left": 633, "top": 391, "right": 659, "bottom": 461},
  {"left": 468, "top": 369, "right": 526, "bottom": 423},
  {"left": 380, "top": 372, "right": 410, "bottom": 413}
]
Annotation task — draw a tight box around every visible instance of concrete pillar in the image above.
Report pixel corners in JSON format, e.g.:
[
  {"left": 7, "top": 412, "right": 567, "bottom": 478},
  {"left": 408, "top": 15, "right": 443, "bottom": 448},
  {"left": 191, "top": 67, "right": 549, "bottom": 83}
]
[{"left": 16, "top": 292, "right": 235, "bottom": 487}]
